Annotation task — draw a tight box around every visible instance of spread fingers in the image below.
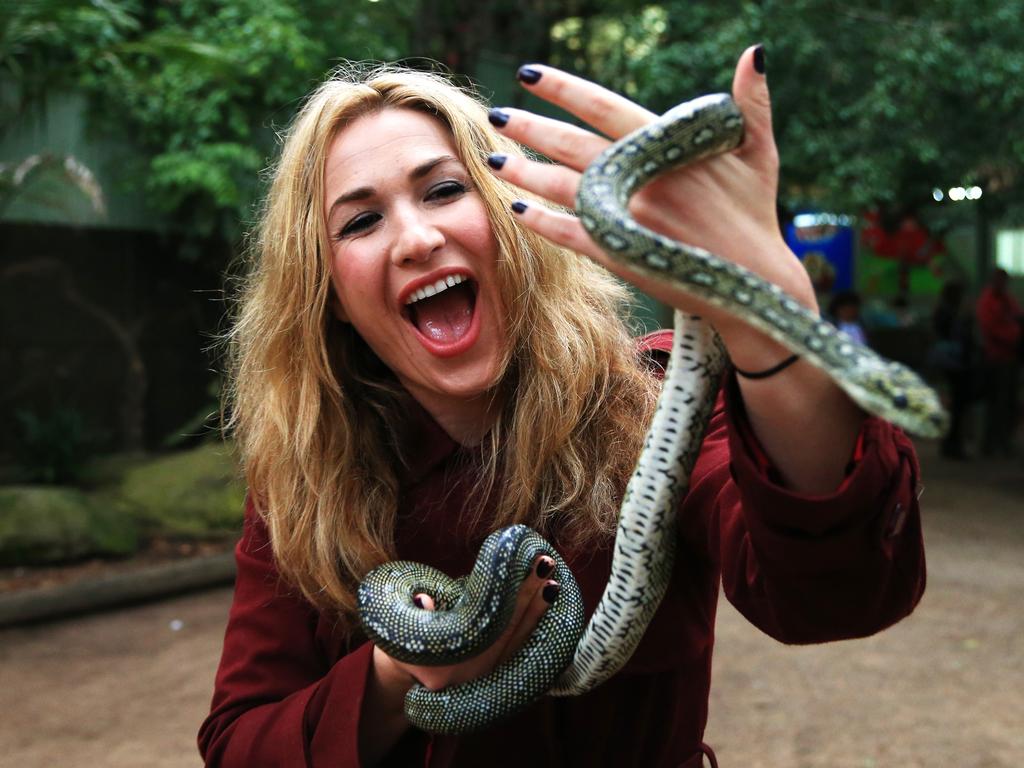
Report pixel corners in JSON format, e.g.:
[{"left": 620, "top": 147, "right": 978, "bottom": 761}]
[
  {"left": 506, "top": 200, "right": 611, "bottom": 270},
  {"left": 489, "top": 107, "right": 608, "bottom": 173},
  {"left": 513, "top": 64, "right": 655, "bottom": 141},
  {"left": 486, "top": 151, "right": 580, "bottom": 210}
]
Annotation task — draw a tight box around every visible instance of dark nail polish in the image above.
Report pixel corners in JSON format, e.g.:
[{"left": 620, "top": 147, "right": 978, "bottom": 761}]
[
  {"left": 517, "top": 65, "right": 542, "bottom": 85},
  {"left": 413, "top": 595, "right": 425, "bottom": 609},
  {"left": 488, "top": 108, "right": 509, "bottom": 128},
  {"left": 535, "top": 558, "right": 553, "bottom": 579},
  {"left": 542, "top": 582, "right": 560, "bottom": 604},
  {"left": 753, "top": 44, "right": 766, "bottom": 75},
  {"left": 487, "top": 153, "right": 507, "bottom": 171},
  {"left": 511, "top": 200, "right": 528, "bottom": 214}
]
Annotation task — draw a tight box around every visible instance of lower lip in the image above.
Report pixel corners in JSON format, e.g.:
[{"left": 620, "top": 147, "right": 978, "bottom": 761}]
[{"left": 407, "top": 291, "right": 482, "bottom": 359}]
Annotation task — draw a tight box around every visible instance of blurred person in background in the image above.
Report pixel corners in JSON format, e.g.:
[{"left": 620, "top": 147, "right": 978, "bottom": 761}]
[
  {"left": 198, "top": 48, "right": 927, "bottom": 768},
  {"left": 827, "top": 290, "right": 868, "bottom": 346},
  {"left": 975, "top": 268, "right": 1021, "bottom": 456},
  {"left": 930, "top": 280, "right": 975, "bottom": 459}
]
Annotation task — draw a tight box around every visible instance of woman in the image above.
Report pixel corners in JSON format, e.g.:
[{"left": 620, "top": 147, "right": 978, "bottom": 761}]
[{"left": 200, "top": 46, "right": 925, "bottom": 767}]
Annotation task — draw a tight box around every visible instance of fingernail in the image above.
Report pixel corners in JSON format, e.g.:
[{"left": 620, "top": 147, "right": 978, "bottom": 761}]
[
  {"left": 535, "top": 557, "right": 553, "bottom": 579},
  {"left": 413, "top": 595, "right": 425, "bottom": 609},
  {"left": 511, "top": 200, "right": 528, "bottom": 215},
  {"left": 487, "top": 153, "right": 507, "bottom": 171},
  {"left": 517, "top": 65, "right": 542, "bottom": 85},
  {"left": 753, "top": 44, "right": 766, "bottom": 75},
  {"left": 488, "top": 108, "right": 509, "bottom": 127},
  {"left": 542, "top": 582, "right": 560, "bottom": 604}
]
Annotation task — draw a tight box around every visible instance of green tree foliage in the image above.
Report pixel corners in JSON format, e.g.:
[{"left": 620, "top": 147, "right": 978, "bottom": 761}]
[
  {"left": 108, "top": 0, "right": 415, "bottom": 240},
  {"left": 89, "top": 0, "right": 319, "bottom": 238},
  {"left": 9, "top": 1, "right": 1023, "bottom": 237},
  {"left": 6, "top": 0, "right": 416, "bottom": 241},
  {"left": 549, "top": 1, "right": 1024, "bottom": 220}
]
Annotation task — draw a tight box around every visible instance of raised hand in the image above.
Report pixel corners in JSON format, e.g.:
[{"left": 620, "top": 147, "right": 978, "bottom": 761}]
[
  {"left": 486, "top": 45, "right": 816, "bottom": 356},
  {"left": 487, "top": 47, "right": 870, "bottom": 494}
]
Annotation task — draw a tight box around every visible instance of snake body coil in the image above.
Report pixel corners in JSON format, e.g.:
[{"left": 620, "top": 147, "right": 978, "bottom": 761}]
[
  {"left": 358, "top": 525, "right": 585, "bottom": 733},
  {"left": 359, "top": 91, "right": 949, "bottom": 734}
]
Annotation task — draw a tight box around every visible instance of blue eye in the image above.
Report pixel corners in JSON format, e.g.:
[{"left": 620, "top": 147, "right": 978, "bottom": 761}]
[{"left": 338, "top": 212, "right": 381, "bottom": 238}]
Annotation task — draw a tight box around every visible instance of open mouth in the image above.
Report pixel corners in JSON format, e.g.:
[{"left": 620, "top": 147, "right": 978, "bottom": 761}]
[{"left": 402, "top": 273, "right": 480, "bottom": 356}]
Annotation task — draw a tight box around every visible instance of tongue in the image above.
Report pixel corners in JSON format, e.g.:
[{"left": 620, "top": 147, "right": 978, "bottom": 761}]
[{"left": 410, "top": 283, "right": 474, "bottom": 344}]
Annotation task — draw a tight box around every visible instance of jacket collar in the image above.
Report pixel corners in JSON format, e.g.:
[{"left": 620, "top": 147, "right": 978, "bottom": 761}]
[{"left": 397, "top": 395, "right": 462, "bottom": 487}]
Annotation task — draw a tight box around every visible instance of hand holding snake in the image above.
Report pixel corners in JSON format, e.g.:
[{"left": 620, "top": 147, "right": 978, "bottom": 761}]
[
  {"left": 492, "top": 46, "right": 871, "bottom": 492},
  {"left": 371, "top": 551, "right": 559, "bottom": 693},
  {"left": 493, "top": 49, "right": 806, "bottom": 354}
]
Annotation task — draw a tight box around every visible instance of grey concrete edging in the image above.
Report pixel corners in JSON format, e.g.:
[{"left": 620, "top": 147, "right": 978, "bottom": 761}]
[{"left": 0, "top": 553, "right": 236, "bottom": 628}]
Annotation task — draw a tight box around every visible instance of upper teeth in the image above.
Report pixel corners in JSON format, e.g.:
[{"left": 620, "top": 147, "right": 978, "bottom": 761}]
[{"left": 405, "top": 274, "right": 467, "bottom": 305}]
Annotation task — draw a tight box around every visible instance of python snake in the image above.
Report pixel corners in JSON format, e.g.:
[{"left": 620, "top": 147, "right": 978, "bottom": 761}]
[{"left": 358, "top": 92, "right": 949, "bottom": 734}]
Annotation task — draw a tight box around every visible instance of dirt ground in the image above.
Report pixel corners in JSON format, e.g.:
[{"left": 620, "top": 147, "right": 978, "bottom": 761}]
[{"left": 1, "top": 439, "right": 1021, "bottom": 768}]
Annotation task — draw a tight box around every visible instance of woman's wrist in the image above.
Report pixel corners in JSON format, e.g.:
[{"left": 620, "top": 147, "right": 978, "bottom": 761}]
[
  {"left": 359, "top": 647, "right": 416, "bottom": 765},
  {"left": 713, "top": 248, "right": 818, "bottom": 372}
]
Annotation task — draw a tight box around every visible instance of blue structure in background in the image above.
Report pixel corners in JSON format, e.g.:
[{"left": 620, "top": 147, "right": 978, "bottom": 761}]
[{"left": 784, "top": 212, "right": 855, "bottom": 293}]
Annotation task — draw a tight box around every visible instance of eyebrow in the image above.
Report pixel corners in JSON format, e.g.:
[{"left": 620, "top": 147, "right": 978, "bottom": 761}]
[{"left": 327, "top": 155, "right": 458, "bottom": 218}]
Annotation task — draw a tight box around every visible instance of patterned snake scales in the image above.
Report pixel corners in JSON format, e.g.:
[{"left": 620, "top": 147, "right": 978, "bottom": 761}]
[{"left": 358, "top": 93, "right": 949, "bottom": 734}]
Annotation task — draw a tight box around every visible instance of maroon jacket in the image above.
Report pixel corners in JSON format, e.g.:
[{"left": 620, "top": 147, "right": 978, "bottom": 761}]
[{"left": 199, "top": 333, "right": 926, "bottom": 767}]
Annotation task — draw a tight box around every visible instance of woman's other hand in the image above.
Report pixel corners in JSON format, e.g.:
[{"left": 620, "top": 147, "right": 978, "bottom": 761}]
[
  {"left": 360, "top": 554, "right": 558, "bottom": 762},
  {"left": 379, "top": 553, "right": 559, "bottom": 691}
]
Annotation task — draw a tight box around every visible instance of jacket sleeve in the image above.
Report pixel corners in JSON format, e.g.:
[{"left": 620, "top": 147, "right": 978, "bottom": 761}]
[
  {"left": 198, "top": 498, "right": 386, "bottom": 767},
  {"left": 687, "top": 372, "right": 926, "bottom": 644},
  {"left": 636, "top": 326, "right": 927, "bottom": 645}
]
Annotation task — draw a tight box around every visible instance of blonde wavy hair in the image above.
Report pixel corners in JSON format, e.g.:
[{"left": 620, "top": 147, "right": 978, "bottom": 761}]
[{"left": 225, "top": 63, "right": 660, "bottom": 622}]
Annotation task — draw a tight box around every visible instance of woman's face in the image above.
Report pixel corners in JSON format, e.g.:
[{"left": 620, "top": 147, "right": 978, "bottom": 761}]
[{"left": 323, "top": 107, "right": 506, "bottom": 435}]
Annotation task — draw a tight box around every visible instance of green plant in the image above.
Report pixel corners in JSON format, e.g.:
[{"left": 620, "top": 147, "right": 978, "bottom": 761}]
[
  {"left": 551, "top": 0, "right": 1024, "bottom": 219},
  {"left": 162, "top": 378, "right": 223, "bottom": 450}
]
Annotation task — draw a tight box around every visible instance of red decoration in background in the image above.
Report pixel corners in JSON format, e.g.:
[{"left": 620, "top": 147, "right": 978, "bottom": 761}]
[
  {"left": 862, "top": 209, "right": 946, "bottom": 266},
  {"left": 862, "top": 208, "right": 947, "bottom": 295}
]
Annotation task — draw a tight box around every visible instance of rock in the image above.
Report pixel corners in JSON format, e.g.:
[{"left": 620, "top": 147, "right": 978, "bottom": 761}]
[
  {"left": 0, "top": 486, "right": 138, "bottom": 566},
  {"left": 118, "top": 442, "right": 245, "bottom": 537}
]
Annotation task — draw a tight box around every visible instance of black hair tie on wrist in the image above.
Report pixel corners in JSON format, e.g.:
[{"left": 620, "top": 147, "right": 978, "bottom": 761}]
[{"left": 733, "top": 354, "right": 800, "bottom": 380}]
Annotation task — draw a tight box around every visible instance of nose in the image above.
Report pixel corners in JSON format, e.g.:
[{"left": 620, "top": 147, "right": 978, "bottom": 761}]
[{"left": 389, "top": 205, "right": 445, "bottom": 266}]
